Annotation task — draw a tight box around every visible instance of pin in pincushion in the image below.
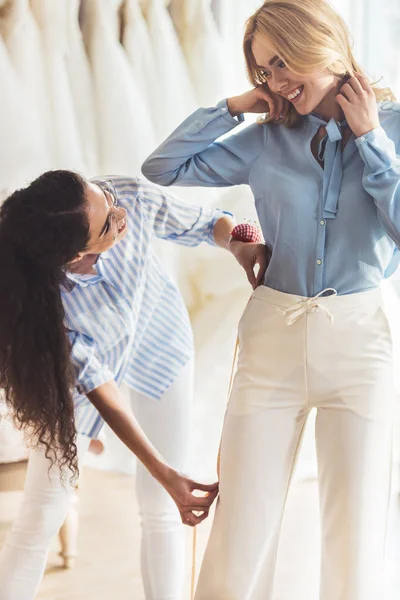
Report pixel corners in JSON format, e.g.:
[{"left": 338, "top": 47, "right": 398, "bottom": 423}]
[{"left": 230, "top": 223, "right": 262, "bottom": 243}]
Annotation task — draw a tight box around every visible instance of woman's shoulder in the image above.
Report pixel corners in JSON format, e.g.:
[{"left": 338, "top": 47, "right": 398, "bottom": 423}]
[
  {"left": 378, "top": 101, "right": 400, "bottom": 144},
  {"left": 111, "top": 175, "right": 163, "bottom": 202},
  {"left": 379, "top": 100, "right": 400, "bottom": 113},
  {"left": 104, "top": 175, "right": 149, "bottom": 217},
  {"left": 378, "top": 101, "right": 400, "bottom": 125}
]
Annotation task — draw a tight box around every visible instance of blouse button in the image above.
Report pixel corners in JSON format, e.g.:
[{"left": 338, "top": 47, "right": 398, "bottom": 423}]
[
  {"left": 316, "top": 259, "right": 322, "bottom": 265},
  {"left": 221, "top": 107, "right": 227, "bottom": 113},
  {"left": 320, "top": 220, "right": 325, "bottom": 226}
]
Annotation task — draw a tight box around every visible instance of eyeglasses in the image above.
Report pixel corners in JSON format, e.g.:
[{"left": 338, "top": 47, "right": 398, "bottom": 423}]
[{"left": 86, "top": 179, "right": 120, "bottom": 249}]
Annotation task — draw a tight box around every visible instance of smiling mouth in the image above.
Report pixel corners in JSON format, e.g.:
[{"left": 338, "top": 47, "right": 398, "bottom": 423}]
[{"left": 286, "top": 85, "right": 304, "bottom": 103}]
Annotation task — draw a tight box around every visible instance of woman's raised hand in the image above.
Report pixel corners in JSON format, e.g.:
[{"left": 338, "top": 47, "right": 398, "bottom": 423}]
[
  {"left": 227, "top": 86, "right": 284, "bottom": 119},
  {"left": 335, "top": 73, "right": 380, "bottom": 138}
]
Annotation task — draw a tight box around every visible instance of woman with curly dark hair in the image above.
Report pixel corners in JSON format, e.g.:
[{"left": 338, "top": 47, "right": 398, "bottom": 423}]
[{"left": 0, "top": 169, "right": 268, "bottom": 600}]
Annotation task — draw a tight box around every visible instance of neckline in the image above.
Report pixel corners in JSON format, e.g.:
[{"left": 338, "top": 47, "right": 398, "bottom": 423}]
[
  {"left": 305, "top": 118, "right": 356, "bottom": 174},
  {"left": 308, "top": 112, "right": 347, "bottom": 129}
]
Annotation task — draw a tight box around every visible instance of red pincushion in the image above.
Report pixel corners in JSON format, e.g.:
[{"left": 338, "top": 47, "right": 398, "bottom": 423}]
[{"left": 230, "top": 223, "right": 262, "bottom": 243}]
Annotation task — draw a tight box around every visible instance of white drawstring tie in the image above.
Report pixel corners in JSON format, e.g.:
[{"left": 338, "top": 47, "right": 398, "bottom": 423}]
[{"left": 277, "top": 288, "right": 338, "bottom": 326}]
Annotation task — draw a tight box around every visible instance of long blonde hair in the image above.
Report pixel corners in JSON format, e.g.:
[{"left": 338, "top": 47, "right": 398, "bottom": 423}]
[{"left": 244, "top": 0, "right": 395, "bottom": 127}]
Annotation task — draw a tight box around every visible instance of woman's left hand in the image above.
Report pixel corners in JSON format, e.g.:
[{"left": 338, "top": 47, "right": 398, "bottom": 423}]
[
  {"left": 335, "top": 73, "right": 380, "bottom": 138},
  {"left": 229, "top": 240, "right": 271, "bottom": 289}
]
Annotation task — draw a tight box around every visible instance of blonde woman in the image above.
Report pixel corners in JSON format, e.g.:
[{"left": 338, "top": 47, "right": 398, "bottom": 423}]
[{"left": 142, "top": 1, "right": 400, "bottom": 598}]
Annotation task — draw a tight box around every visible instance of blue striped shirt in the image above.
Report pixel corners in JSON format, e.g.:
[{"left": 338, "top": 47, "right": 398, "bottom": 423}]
[{"left": 62, "top": 176, "right": 223, "bottom": 438}]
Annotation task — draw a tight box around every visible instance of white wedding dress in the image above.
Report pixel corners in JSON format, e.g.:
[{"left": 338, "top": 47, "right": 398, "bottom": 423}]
[
  {"left": 123, "top": 0, "right": 218, "bottom": 284},
  {"left": 80, "top": 0, "right": 156, "bottom": 175},
  {"left": 0, "top": 8, "right": 48, "bottom": 197},
  {"left": 145, "top": 0, "right": 197, "bottom": 140},
  {"left": 206, "top": 0, "right": 248, "bottom": 93},
  {"left": 0, "top": 0, "right": 51, "bottom": 172},
  {"left": 121, "top": 0, "right": 160, "bottom": 142},
  {"left": 174, "top": 0, "right": 232, "bottom": 106},
  {"left": 30, "top": 0, "right": 85, "bottom": 172},
  {"left": 65, "top": 0, "right": 99, "bottom": 176}
]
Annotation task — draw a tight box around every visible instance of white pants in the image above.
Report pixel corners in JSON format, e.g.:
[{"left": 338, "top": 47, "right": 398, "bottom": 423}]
[
  {"left": 0, "top": 360, "right": 193, "bottom": 600},
  {"left": 130, "top": 360, "right": 193, "bottom": 600},
  {"left": 195, "top": 286, "right": 394, "bottom": 600}
]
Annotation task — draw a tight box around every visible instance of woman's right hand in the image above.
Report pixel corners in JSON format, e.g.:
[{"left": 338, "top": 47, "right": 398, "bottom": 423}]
[
  {"left": 227, "top": 86, "right": 285, "bottom": 119},
  {"left": 160, "top": 467, "right": 219, "bottom": 527},
  {"left": 87, "top": 382, "right": 218, "bottom": 526}
]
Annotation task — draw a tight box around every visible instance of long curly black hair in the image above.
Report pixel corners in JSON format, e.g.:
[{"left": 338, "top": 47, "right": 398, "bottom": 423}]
[{"left": 0, "top": 170, "right": 90, "bottom": 482}]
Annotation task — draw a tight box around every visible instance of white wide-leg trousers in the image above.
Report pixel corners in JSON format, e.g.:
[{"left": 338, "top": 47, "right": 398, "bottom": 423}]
[{"left": 195, "top": 286, "right": 394, "bottom": 600}]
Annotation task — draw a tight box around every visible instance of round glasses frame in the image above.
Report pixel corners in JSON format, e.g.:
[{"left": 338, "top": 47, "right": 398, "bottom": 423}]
[{"left": 85, "top": 179, "right": 120, "bottom": 249}]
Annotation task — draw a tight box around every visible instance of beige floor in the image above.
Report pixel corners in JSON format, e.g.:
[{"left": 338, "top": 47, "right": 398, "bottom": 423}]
[{"left": 0, "top": 467, "right": 399, "bottom": 599}]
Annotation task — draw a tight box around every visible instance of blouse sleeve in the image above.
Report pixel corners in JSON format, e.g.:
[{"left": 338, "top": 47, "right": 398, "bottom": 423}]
[
  {"left": 68, "top": 330, "right": 114, "bottom": 395},
  {"left": 356, "top": 123, "right": 400, "bottom": 247},
  {"left": 137, "top": 179, "right": 230, "bottom": 247},
  {"left": 141, "top": 99, "right": 267, "bottom": 188}
]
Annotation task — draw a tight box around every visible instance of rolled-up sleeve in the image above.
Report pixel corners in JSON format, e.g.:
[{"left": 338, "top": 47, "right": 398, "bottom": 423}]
[
  {"left": 138, "top": 180, "right": 230, "bottom": 247},
  {"left": 68, "top": 330, "right": 114, "bottom": 395}
]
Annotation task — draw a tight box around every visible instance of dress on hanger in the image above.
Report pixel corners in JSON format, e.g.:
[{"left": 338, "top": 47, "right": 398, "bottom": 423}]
[
  {"left": 175, "top": 0, "right": 231, "bottom": 106},
  {"left": 121, "top": 0, "right": 160, "bottom": 142},
  {"left": 0, "top": 0, "right": 51, "bottom": 170},
  {"left": 65, "top": 0, "right": 99, "bottom": 176},
  {"left": 80, "top": 0, "right": 156, "bottom": 175},
  {"left": 209, "top": 0, "right": 255, "bottom": 93},
  {"left": 145, "top": 0, "right": 197, "bottom": 140},
  {"left": 30, "top": 0, "right": 85, "bottom": 171},
  {"left": 0, "top": 25, "right": 47, "bottom": 197}
]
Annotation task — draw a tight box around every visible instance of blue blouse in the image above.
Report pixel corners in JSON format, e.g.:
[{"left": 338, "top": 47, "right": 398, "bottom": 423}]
[{"left": 142, "top": 99, "right": 400, "bottom": 297}]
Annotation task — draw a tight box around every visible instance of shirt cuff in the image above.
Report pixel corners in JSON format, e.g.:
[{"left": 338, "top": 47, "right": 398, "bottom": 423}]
[
  {"left": 355, "top": 126, "right": 398, "bottom": 172},
  {"left": 208, "top": 208, "right": 236, "bottom": 247},
  {"left": 218, "top": 99, "right": 245, "bottom": 125},
  {"left": 76, "top": 369, "right": 114, "bottom": 395}
]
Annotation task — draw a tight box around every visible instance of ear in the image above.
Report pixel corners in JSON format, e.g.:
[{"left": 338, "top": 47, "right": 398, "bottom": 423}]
[{"left": 69, "top": 252, "right": 85, "bottom": 265}]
